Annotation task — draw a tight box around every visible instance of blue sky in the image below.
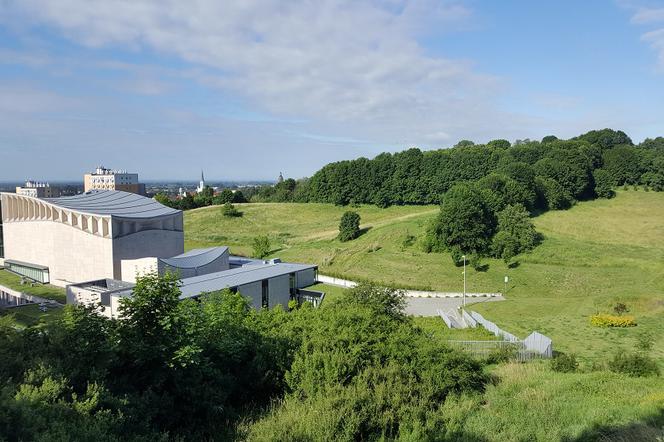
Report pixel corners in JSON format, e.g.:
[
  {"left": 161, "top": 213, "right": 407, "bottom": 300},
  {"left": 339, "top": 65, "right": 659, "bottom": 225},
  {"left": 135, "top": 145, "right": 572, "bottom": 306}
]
[{"left": 0, "top": 0, "right": 663, "bottom": 181}]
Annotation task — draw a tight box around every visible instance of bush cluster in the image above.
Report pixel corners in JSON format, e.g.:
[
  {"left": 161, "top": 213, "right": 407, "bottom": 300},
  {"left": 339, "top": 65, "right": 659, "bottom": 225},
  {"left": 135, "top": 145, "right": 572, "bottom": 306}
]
[
  {"left": 550, "top": 353, "right": 579, "bottom": 373},
  {"left": 0, "top": 277, "right": 491, "bottom": 440},
  {"left": 221, "top": 202, "right": 243, "bottom": 217},
  {"left": 589, "top": 314, "right": 636, "bottom": 327},
  {"left": 609, "top": 352, "right": 660, "bottom": 377}
]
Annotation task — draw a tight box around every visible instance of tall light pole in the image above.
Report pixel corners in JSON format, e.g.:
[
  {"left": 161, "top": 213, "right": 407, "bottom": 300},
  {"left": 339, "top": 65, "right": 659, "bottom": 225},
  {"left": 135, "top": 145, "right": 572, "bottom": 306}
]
[{"left": 462, "top": 254, "right": 466, "bottom": 309}]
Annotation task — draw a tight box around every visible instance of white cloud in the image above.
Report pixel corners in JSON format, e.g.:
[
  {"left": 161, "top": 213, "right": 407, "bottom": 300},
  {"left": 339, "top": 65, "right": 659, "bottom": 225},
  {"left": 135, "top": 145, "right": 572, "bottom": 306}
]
[
  {"left": 631, "top": 7, "right": 664, "bottom": 23},
  {"left": 628, "top": 5, "right": 664, "bottom": 70},
  {"left": 0, "top": 0, "right": 512, "bottom": 144},
  {"left": 642, "top": 28, "right": 664, "bottom": 68}
]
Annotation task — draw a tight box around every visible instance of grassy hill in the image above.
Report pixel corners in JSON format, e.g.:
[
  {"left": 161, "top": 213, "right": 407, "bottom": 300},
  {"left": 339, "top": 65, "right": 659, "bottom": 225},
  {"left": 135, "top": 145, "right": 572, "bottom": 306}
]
[{"left": 184, "top": 191, "right": 664, "bottom": 362}]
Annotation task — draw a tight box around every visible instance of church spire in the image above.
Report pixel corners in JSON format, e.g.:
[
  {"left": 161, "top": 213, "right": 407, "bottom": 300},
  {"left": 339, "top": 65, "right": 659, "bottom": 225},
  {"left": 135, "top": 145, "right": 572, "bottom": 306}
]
[{"left": 197, "top": 169, "right": 206, "bottom": 193}]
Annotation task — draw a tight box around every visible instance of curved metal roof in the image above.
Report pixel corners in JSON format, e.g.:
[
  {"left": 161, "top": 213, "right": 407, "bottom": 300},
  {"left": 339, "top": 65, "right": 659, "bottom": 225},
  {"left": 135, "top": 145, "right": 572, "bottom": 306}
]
[
  {"left": 44, "top": 190, "right": 180, "bottom": 219},
  {"left": 160, "top": 247, "right": 229, "bottom": 269}
]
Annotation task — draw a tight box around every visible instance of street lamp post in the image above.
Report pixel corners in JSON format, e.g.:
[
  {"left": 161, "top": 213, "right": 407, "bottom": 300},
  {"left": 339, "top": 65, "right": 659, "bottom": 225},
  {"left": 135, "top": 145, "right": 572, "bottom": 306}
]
[{"left": 462, "top": 254, "right": 466, "bottom": 309}]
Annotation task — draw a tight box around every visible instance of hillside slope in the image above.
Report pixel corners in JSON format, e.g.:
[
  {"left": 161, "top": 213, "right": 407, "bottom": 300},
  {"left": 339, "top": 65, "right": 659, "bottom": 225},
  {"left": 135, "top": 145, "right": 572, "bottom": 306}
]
[{"left": 185, "top": 191, "right": 664, "bottom": 360}]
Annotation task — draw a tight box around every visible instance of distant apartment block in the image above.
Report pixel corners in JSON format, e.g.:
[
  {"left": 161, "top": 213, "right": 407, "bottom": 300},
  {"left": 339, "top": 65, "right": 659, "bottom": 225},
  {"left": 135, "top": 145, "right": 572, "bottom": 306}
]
[
  {"left": 84, "top": 166, "right": 146, "bottom": 195},
  {"left": 15, "top": 180, "right": 61, "bottom": 198}
]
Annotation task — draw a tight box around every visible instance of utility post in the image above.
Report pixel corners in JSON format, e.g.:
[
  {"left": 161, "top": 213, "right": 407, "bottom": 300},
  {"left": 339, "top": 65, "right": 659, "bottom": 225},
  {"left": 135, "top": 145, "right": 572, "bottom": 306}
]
[{"left": 462, "top": 254, "right": 466, "bottom": 309}]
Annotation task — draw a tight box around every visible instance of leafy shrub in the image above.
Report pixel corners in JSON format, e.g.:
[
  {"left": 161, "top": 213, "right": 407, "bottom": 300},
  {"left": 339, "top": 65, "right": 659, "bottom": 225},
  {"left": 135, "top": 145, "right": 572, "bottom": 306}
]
[
  {"left": 609, "top": 352, "right": 660, "bottom": 377},
  {"left": 613, "top": 302, "right": 629, "bottom": 315},
  {"left": 589, "top": 314, "right": 636, "bottom": 327},
  {"left": 401, "top": 233, "right": 417, "bottom": 249},
  {"left": 250, "top": 283, "right": 489, "bottom": 441},
  {"left": 338, "top": 211, "right": 361, "bottom": 242},
  {"left": 252, "top": 235, "right": 271, "bottom": 258},
  {"left": 550, "top": 353, "right": 578, "bottom": 373},
  {"left": 221, "top": 202, "right": 243, "bottom": 217}
]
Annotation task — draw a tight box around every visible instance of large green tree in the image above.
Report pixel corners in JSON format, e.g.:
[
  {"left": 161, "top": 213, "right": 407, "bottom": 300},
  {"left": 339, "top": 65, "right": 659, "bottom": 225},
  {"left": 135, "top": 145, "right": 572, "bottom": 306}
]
[
  {"left": 492, "top": 204, "right": 540, "bottom": 263},
  {"left": 426, "top": 183, "right": 496, "bottom": 262}
]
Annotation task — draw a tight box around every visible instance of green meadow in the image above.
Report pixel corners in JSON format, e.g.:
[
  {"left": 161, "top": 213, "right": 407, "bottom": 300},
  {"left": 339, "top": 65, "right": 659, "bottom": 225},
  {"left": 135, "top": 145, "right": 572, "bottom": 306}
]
[
  {"left": 444, "top": 362, "right": 664, "bottom": 441},
  {"left": 185, "top": 190, "right": 664, "bottom": 363}
]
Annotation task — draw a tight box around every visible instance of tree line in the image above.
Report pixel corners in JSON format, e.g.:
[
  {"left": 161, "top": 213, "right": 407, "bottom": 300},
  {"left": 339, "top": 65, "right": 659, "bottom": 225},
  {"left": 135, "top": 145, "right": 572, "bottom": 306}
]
[
  {"left": 154, "top": 130, "right": 664, "bottom": 210},
  {"left": 155, "top": 186, "right": 247, "bottom": 211},
  {"left": 249, "top": 129, "right": 664, "bottom": 206}
]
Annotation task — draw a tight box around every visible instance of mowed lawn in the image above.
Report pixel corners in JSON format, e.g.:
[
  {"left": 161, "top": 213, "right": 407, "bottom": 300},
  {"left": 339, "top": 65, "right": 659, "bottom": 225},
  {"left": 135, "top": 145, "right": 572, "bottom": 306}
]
[{"left": 184, "top": 191, "right": 664, "bottom": 362}]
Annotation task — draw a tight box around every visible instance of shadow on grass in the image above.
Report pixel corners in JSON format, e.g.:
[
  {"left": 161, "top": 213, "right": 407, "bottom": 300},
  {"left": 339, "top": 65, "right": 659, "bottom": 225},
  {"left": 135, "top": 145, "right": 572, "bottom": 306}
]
[
  {"left": 561, "top": 408, "right": 664, "bottom": 442},
  {"left": 474, "top": 263, "right": 490, "bottom": 272},
  {"left": 357, "top": 226, "right": 373, "bottom": 238}
]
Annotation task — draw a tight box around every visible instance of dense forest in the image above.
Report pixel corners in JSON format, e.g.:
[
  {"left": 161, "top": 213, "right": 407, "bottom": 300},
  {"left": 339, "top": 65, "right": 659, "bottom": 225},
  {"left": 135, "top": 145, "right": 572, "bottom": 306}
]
[{"left": 262, "top": 129, "right": 664, "bottom": 206}]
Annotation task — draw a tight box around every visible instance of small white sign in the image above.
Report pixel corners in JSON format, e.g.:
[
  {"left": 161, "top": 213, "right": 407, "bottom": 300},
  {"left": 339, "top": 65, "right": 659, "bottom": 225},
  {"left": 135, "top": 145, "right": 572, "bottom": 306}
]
[{"left": 504, "top": 276, "right": 509, "bottom": 283}]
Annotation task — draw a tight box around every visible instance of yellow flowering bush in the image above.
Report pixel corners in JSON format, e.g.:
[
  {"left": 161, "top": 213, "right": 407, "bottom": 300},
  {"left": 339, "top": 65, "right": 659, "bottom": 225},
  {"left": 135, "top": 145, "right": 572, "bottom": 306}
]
[{"left": 590, "top": 314, "right": 636, "bottom": 327}]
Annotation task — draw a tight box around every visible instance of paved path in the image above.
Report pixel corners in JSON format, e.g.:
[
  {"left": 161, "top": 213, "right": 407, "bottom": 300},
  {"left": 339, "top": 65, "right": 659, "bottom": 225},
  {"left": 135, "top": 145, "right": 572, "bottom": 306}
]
[
  {"left": 318, "top": 275, "right": 502, "bottom": 298},
  {"left": 404, "top": 295, "right": 505, "bottom": 317}
]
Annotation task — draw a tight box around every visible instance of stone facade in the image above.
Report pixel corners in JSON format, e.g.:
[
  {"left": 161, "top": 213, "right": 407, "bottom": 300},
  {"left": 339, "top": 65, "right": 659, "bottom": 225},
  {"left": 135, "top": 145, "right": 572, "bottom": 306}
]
[{"left": 0, "top": 193, "right": 183, "bottom": 286}]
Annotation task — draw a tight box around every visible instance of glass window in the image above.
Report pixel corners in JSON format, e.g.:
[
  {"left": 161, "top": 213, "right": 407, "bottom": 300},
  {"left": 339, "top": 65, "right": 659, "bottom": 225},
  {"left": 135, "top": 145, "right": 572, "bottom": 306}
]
[
  {"left": 289, "top": 273, "right": 296, "bottom": 296},
  {"left": 261, "top": 279, "right": 269, "bottom": 308}
]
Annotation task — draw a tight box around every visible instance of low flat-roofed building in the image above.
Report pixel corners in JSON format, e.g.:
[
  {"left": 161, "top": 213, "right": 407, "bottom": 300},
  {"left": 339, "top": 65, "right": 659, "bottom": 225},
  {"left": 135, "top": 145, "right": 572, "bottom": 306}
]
[
  {"left": 179, "top": 261, "right": 318, "bottom": 310},
  {"left": 67, "top": 259, "right": 319, "bottom": 317},
  {"left": 66, "top": 278, "right": 134, "bottom": 319},
  {"left": 0, "top": 190, "right": 184, "bottom": 286}
]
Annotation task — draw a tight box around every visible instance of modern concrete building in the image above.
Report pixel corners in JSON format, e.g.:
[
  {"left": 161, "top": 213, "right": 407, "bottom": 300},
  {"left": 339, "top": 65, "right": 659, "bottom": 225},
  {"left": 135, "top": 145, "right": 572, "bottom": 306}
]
[
  {"left": 0, "top": 190, "right": 184, "bottom": 286},
  {"left": 121, "top": 246, "right": 230, "bottom": 283},
  {"left": 178, "top": 260, "right": 318, "bottom": 309},
  {"left": 68, "top": 257, "right": 319, "bottom": 317},
  {"left": 84, "top": 166, "right": 146, "bottom": 195},
  {"left": 15, "top": 181, "right": 61, "bottom": 198},
  {"left": 66, "top": 278, "right": 135, "bottom": 319}
]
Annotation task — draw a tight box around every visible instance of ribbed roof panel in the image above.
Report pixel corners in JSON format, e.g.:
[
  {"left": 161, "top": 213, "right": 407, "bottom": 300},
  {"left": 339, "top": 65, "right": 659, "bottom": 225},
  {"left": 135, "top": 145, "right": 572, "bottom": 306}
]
[{"left": 44, "top": 190, "right": 180, "bottom": 219}]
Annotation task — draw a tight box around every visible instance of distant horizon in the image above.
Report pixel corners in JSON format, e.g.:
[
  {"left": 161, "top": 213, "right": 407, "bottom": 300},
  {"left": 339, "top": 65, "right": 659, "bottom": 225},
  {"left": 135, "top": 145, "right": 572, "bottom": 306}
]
[
  {"left": 0, "top": 126, "right": 661, "bottom": 182},
  {"left": 0, "top": 179, "right": 276, "bottom": 185}
]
